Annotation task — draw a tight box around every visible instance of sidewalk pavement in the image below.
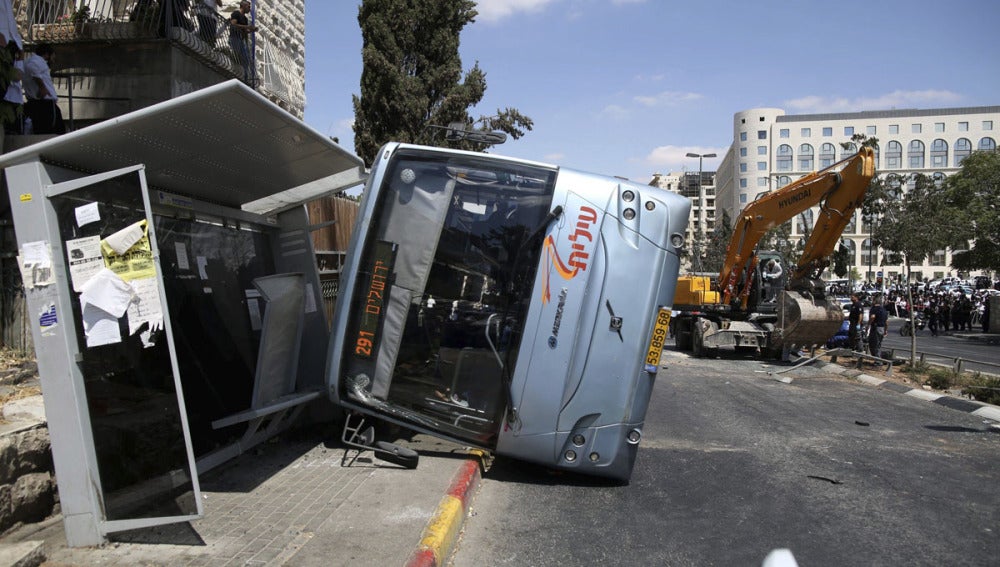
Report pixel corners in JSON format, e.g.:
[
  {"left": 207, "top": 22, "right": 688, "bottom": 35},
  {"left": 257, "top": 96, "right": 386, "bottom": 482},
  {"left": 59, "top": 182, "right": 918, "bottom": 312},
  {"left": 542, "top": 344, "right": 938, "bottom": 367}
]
[{"left": 0, "top": 424, "right": 483, "bottom": 567}]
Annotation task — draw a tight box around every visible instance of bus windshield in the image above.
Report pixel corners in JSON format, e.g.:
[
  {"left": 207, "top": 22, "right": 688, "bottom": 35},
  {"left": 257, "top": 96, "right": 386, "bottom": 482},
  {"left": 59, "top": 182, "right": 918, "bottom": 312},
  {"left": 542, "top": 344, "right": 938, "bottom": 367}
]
[{"left": 341, "top": 149, "right": 557, "bottom": 446}]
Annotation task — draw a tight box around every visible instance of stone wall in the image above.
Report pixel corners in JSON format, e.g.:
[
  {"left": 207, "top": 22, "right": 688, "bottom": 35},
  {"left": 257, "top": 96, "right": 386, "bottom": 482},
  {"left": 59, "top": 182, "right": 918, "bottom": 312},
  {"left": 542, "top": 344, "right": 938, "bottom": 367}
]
[{"left": 0, "top": 425, "right": 55, "bottom": 534}]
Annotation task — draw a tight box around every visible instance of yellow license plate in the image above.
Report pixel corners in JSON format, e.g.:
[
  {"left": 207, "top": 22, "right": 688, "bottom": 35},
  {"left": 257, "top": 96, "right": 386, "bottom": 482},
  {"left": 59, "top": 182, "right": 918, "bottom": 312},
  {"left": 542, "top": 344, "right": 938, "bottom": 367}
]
[{"left": 644, "top": 307, "right": 671, "bottom": 373}]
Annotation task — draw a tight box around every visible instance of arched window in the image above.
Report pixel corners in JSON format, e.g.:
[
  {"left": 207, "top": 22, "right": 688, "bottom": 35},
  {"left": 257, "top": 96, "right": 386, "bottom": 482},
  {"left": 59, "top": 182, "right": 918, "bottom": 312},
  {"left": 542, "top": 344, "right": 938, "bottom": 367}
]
[
  {"left": 930, "top": 139, "right": 948, "bottom": 168},
  {"left": 776, "top": 175, "right": 792, "bottom": 189},
  {"left": 776, "top": 144, "right": 793, "bottom": 172},
  {"left": 861, "top": 238, "right": 875, "bottom": 266},
  {"left": 932, "top": 172, "right": 946, "bottom": 188},
  {"left": 954, "top": 138, "right": 972, "bottom": 166},
  {"left": 799, "top": 143, "right": 814, "bottom": 171},
  {"left": 840, "top": 141, "right": 858, "bottom": 161},
  {"left": 841, "top": 239, "right": 857, "bottom": 266},
  {"left": 980, "top": 137, "right": 997, "bottom": 151},
  {"left": 819, "top": 143, "right": 836, "bottom": 168},
  {"left": 885, "top": 141, "right": 902, "bottom": 169},
  {"left": 795, "top": 208, "right": 814, "bottom": 235},
  {"left": 885, "top": 174, "right": 904, "bottom": 199},
  {"left": 908, "top": 140, "right": 925, "bottom": 168}
]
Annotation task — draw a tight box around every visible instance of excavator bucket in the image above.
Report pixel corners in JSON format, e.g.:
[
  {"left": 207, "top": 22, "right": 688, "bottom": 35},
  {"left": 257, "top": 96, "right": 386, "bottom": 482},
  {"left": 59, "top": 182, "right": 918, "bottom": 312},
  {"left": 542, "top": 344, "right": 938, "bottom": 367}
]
[{"left": 773, "top": 291, "right": 844, "bottom": 349}]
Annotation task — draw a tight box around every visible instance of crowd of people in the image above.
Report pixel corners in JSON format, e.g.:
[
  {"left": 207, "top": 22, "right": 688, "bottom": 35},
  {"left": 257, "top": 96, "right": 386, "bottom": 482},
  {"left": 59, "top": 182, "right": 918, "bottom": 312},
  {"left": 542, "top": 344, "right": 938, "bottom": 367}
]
[
  {"left": 0, "top": 0, "right": 64, "bottom": 135},
  {"left": 846, "top": 279, "right": 997, "bottom": 336}
]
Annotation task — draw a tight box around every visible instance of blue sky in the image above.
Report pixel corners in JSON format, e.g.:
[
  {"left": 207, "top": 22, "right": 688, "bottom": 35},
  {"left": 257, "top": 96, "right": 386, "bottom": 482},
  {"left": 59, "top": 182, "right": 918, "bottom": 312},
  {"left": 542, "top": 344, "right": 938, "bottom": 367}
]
[{"left": 303, "top": 0, "right": 1000, "bottom": 182}]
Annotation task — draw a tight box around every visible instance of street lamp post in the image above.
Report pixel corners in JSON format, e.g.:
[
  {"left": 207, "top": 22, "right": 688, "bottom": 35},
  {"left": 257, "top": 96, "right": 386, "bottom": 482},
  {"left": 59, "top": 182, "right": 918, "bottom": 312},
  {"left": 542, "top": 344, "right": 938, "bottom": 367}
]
[{"left": 686, "top": 152, "right": 716, "bottom": 273}]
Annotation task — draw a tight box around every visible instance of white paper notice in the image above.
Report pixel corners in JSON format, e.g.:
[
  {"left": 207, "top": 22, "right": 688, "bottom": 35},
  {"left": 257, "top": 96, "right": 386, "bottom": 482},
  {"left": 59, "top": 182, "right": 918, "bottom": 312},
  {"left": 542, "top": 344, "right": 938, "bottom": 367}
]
[
  {"left": 74, "top": 202, "right": 101, "bottom": 227},
  {"left": 197, "top": 256, "right": 209, "bottom": 280},
  {"left": 81, "top": 302, "right": 121, "bottom": 347},
  {"left": 66, "top": 236, "right": 104, "bottom": 292},
  {"left": 79, "top": 268, "right": 136, "bottom": 318},
  {"left": 22, "top": 241, "right": 51, "bottom": 268},
  {"left": 127, "top": 278, "right": 164, "bottom": 336},
  {"left": 175, "top": 242, "right": 190, "bottom": 271},
  {"left": 104, "top": 220, "right": 145, "bottom": 255},
  {"left": 304, "top": 283, "right": 317, "bottom": 313}
]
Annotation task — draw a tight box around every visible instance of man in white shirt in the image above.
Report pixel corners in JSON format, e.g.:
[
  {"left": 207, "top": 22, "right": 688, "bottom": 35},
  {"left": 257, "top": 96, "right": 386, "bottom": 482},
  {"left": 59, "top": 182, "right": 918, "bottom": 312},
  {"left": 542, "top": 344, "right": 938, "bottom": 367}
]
[{"left": 23, "top": 43, "right": 64, "bottom": 134}]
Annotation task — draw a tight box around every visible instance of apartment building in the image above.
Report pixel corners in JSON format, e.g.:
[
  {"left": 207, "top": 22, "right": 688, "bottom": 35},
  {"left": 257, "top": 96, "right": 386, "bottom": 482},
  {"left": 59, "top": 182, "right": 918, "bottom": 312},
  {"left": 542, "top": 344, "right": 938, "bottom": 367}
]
[
  {"left": 649, "top": 169, "right": 716, "bottom": 272},
  {"left": 714, "top": 105, "right": 1000, "bottom": 283}
]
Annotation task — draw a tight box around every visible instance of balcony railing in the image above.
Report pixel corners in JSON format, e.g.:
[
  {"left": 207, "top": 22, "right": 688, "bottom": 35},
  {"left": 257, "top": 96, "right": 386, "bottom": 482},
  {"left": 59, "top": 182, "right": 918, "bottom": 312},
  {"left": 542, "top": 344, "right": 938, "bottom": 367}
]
[{"left": 11, "top": 0, "right": 302, "bottom": 111}]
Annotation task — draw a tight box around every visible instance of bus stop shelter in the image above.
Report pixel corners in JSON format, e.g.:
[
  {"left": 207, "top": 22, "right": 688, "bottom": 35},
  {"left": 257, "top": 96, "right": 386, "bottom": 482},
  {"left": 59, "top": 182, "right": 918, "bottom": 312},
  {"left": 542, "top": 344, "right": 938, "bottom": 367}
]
[{"left": 0, "top": 80, "right": 366, "bottom": 546}]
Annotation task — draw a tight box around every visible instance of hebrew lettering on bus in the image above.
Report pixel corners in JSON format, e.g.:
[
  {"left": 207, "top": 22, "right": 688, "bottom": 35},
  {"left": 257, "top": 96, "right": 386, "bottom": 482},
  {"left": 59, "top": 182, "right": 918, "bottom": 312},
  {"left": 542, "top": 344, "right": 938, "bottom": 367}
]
[{"left": 542, "top": 205, "right": 598, "bottom": 304}]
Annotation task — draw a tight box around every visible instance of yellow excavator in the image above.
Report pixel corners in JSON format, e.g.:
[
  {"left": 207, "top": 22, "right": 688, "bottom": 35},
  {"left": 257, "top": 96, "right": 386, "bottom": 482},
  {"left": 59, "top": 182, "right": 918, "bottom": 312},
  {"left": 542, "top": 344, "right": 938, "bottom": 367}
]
[{"left": 672, "top": 147, "right": 876, "bottom": 358}]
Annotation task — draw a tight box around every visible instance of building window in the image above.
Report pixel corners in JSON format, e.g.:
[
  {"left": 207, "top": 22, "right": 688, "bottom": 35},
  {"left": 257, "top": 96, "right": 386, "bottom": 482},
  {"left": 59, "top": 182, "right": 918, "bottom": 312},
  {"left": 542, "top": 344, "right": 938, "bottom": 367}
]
[
  {"left": 796, "top": 209, "right": 815, "bottom": 234},
  {"left": 955, "top": 138, "right": 972, "bottom": 166},
  {"left": 740, "top": 147, "right": 747, "bottom": 157},
  {"left": 911, "top": 124, "right": 922, "bottom": 134},
  {"left": 845, "top": 126, "right": 855, "bottom": 136},
  {"left": 841, "top": 141, "right": 858, "bottom": 161},
  {"left": 755, "top": 191, "right": 769, "bottom": 202},
  {"left": 885, "top": 140, "right": 902, "bottom": 169},
  {"left": 798, "top": 143, "right": 814, "bottom": 170},
  {"left": 740, "top": 162, "right": 748, "bottom": 173},
  {"left": 959, "top": 122, "right": 969, "bottom": 131},
  {"left": 776, "top": 144, "right": 793, "bottom": 172},
  {"left": 908, "top": 140, "right": 925, "bottom": 168},
  {"left": 930, "top": 139, "right": 948, "bottom": 168},
  {"left": 757, "top": 145, "right": 767, "bottom": 155},
  {"left": 740, "top": 178, "right": 747, "bottom": 188},
  {"left": 757, "top": 161, "right": 767, "bottom": 171},
  {"left": 934, "top": 122, "right": 945, "bottom": 132},
  {"left": 779, "top": 128, "right": 789, "bottom": 138},
  {"left": 822, "top": 127, "right": 833, "bottom": 137},
  {"left": 776, "top": 175, "right": 792, "bottom": 189},
  {"left": 758, "top": 130, "right": 767, "bottom": 140},
  {"left": 740, "top": 132, "right": 747, "bottom": 141},
  {"left": 801, "top": 127, "right": 811, "bottom": 137},
  {"left": 819, "top": 143, "right": 836, "bottom": 168},
  {"left": 740, "top": 193, "right": 748, "bottom": 203},
  {"left": 866, "top": 125, "right": 876, "bottom": 135},
  {"left": 979, "top": 137, "right": 997, "bottom": 151},
  {"left": 933, "top": 172, "right": 946, "bottom": 188},
  {"left": 757, "top": 177, "right": 768, "bottom": 187},
  {"left": 889, "top": 124, "right": 899, "bottom": 134},
  {"left": 984, "top": 120, "right": 994, "bottom": 130}
]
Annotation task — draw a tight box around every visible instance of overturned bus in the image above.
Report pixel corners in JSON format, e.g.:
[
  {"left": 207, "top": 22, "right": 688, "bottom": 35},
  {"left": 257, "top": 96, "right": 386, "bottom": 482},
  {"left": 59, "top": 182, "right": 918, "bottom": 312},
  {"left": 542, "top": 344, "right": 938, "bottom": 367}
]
[{"left": 327, "top": 143, "right": 690, "bottom": 481}]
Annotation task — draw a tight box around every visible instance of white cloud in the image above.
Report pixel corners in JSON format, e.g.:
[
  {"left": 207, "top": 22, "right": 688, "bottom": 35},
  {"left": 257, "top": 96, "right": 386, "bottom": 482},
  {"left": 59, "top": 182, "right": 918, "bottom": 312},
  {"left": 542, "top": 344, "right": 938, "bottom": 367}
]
[
  {"left": 598, "top": 104, "right": 629, "bottom": 120},
  {"left": 641, "top": 145, "right": 726, "bottom": 172},
  {"left": 475, "top": 0, "right": 560, "bottom": 23},
  {"left": 544, "top": 152, "right": 566, "bottom": 162},
  {"left": 784, "top": 90, "right": 964, "bottom": 114},
  {"left": 633, "top": 91, "right": 703, "bottom": 107}
]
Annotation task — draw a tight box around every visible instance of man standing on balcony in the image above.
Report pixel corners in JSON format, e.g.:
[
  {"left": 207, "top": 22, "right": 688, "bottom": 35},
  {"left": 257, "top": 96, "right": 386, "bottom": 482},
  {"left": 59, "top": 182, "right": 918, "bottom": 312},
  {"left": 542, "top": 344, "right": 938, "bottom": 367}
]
[
  {"left": 23, "top": 43, "right": 65, "bottom": 135},
  {"left": 229, "top": 0, "right": 257, "bottom": 86},
  {"left": 196, "top": 0, "right": 223, "bottom": 43}
]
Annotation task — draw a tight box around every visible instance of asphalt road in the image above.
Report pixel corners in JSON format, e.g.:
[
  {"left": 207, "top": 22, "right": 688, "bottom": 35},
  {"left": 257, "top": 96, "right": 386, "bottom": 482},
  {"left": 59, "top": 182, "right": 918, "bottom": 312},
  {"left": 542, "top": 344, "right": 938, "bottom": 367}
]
[
  {"left": 882, "top": 316, "right": 1000, "bottom": 375},
  {"left": 453, "top": 346, "right": 1000, "bottom": 566}
]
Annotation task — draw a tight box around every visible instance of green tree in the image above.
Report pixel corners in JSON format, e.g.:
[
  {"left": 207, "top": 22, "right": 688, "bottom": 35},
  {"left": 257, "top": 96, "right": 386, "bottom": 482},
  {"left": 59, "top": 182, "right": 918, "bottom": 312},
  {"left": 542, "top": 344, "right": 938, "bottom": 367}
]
[
  {"left": 702, "top": 210, "right": 733, "bottom": 274},
  {"left": 875, "top": 173, "right": 959, "bottom": 364},
  {"left": 352, "top": 0, "right": 533, "bottom": 166},
  {"left": 940, "top": 149, "right": 1000, "bottom": 272}
]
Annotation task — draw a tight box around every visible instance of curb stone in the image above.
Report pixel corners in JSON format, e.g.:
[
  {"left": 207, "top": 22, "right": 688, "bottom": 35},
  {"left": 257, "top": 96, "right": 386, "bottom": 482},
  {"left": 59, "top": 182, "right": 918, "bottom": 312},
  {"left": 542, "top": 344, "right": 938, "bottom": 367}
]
[
  {"left": 816, "top": 361, "right": 1000, "bottom": 422},
  {"left": 406, "top": 455, "right": 484, "bottom": 567}
]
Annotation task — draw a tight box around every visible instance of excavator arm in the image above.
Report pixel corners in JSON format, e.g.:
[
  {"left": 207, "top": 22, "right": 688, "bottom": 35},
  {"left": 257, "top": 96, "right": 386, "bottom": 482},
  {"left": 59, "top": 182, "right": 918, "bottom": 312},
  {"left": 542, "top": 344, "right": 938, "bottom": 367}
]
[{"left": 719, "top": 147, "right": 876, "bottom": 306}]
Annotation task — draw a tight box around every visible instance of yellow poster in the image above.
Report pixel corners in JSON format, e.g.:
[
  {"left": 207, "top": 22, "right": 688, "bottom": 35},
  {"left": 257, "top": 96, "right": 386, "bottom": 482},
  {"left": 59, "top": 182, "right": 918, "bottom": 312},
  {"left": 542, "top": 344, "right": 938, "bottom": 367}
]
[{"left": 101, "top": 221, "right": 156, "bottom": 282}]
